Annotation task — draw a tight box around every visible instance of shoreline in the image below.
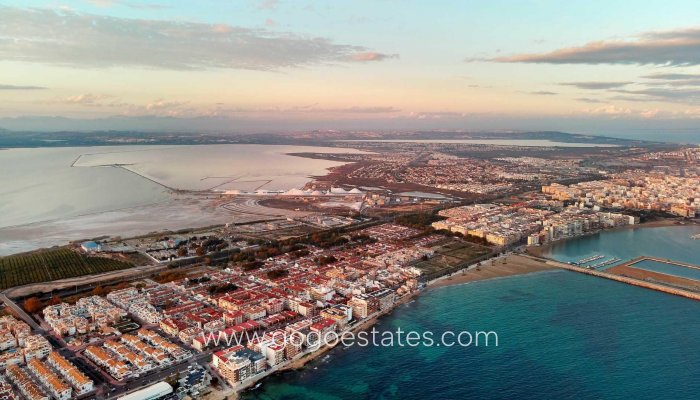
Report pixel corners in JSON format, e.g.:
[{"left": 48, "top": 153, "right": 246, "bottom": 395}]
[
  {"left": 231, "top": 255, "right": 554, "bottom": 398},
  {"left": 427, "top": 253, "right": 556, "bottom": 289},
  {"left": 280, "top": 290, "right": 419, "bottom": 371},
  {"left": 528, "top": 218, "right": 686, "bottom": 257},
  {"left": 220, "top": 291, "right": 421, "bottom": 400},
  {"left": 207, "top": 220, "right": 698, "bottom": 399}
]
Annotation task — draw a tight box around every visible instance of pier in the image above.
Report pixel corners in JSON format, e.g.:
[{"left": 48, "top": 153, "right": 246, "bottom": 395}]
[
  {"left": 574, "top": 254, "right": 604, "bottom": 265},
  {"left": 622, "top": 256, "right": 700, "bottom": 271},
  {"left": 524, "top": 254, "right": 700, "bottom": 301}
]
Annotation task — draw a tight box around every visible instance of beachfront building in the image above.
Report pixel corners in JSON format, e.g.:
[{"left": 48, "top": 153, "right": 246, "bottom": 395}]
[
  {"left": 213, "top": 346, "right": 266, "bottom": 385},
  {"left": 432, "top": 204, "right": 552, "bottom": 246},
  {"left": 347, "top": 294, "right": 379, "bottom": 319}
]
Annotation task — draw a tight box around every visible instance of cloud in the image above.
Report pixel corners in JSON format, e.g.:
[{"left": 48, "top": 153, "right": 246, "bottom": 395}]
[
  {"left": 556, "top": 74, "right": 700, "bottom": 104},
  {"left": 348, "top": 52, "right": 399, "bottom": 62},
  {"left": 560, "top": 81, "right": 632, "bottom": 90},
  {"left": 529, "top": 91, "right": 557, "bottom": 95},
  {"left": 0, "top": 84, "right": 47, "bottom": 90},
  {"left": 613, "top": 88, "right": 700, "bottom": 104},
  {"left": 488, "top": 27, "right": 700, "bottom": 66},
  {"left": 408, "top": 111, "right": 471, "bottom": 119},
  {"left": 144, "top": 98, "right": 188, "bottom": 112},
  {"left": 0, "top": 6, "right": 395, "bottom": 70},
  {"left": 84, "top": 0, "right": 168, "bottom": 10},
  {"left": 43, "top": 93, "right": 193, "bottom": 115},
  {"left": 226, "top": 105, "right": 400, "bottom": 114},
  {"left": 643, "top": 73, "right": 700, "bottom": 80},
  {"left": 638, "top": 73, "right": 700, "bottom": 88},
  {"left": 322, "top": 106, "right": 400, "bottom": 114},
  {"left": 256, "top": 0, "right": 279, "bottom": 10},
  {"left": 582, "top": 105, "right": 633, "bottom": 116},
  {"left": 580, "top": 105, "right": 682, "bottom": 120},
  {"left": 575, "top": 97, "right": 608, "bottom": 104},
  {"left": 53, "top": 93, "right": 114, "bottom": 106}
]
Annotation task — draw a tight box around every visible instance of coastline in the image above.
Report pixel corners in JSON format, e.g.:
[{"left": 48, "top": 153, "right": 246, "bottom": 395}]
[
  {"left": 281, "top": 290, "right": 419, "bottom": 371},
  {"left": 142, "top": 218, "right": 699, "bottom": 399},
  {"left": 527, "top": 218, "right": 685, "bottom": 257},
  {"left": 216, "top": 291, "right": 421, "bottom": 400},
  {"left": 229, "top": 255, "right": 554, "bottom": 398},
  {"left": 427, "top": 254, "right": 555, "bottom": 289}
]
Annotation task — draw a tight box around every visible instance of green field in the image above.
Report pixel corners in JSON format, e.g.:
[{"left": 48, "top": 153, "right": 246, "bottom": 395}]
[
  {"left": 414, "top": 239, "right": 493, "bottom": 280},
  {"left": 0, "top": 248, "right": 133, "bottom": 290}
]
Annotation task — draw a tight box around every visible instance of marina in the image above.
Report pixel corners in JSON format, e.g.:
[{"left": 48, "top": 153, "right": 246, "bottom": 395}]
[
  {"left": 586, "top": 257, "right": 622, "bottom": 270},
  {"left": 573, "top": 254, "right": 604, "bottom": 265}
]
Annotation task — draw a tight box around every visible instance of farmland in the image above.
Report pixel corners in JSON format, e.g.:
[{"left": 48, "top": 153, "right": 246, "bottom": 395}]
[{"left": 0, "top": 248, "right": 133, "bottom": 290}]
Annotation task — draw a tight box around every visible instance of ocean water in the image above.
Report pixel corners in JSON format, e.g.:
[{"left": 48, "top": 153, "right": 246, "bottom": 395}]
[
  {"left": 631, "top": 259, "right": 700, "bottom": 281},
  {"left": 243, "top": 227, "right": 700, "bottom": 400},
  {"left": 541, "top": 225, "right": 700, "bottom": 268},
  {"left": 242, "top": 270, "right": 700, "bottom": 400}
]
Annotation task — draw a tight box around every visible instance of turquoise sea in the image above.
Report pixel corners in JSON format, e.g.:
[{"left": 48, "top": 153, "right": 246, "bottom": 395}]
[
  {"left": 631, "top": 259, "right": 700, "bottom": 281},
  {"left": 242, "top": 226, "right": 700, "bottom": 400},
  {"left": 541, "top": 225, "right": 700, "bottom": 268}
]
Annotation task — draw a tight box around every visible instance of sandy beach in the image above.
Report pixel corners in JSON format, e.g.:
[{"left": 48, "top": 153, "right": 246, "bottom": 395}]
[{"left": 428, "top": 254, "right": 555, "bottom": 288}]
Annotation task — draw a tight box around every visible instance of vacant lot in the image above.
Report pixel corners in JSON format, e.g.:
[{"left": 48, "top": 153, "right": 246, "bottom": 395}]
[
  {"left": 0, "top": 248, "right": 133, "bottom": 290},
  {"left": 414, "top": 239, "right": 492, "bottom": 280}
]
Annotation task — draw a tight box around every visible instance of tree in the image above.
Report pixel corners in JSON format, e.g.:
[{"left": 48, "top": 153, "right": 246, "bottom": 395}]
[
  {"left": 92, "top": 285, "right": 106, "bottom": 296},
  {"left": 47, "top": 295, "right": 61, "bottom": 306},
  {"left": 318, "top": 255, "right": 337, "bottom": 265},
  {"left": 266, "top": 269, "right": 289, "bottom": 280},
  {"left": 23, "top": 297, "right": 43, "bottom": 314}
]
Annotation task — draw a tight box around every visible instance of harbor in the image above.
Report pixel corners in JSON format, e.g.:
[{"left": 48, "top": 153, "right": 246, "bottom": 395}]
[
  {"left": 526, "top": 254, "right": 700, "bottom": 301},
  {"left": 570, "top": 254, "right": 622, "bottom": 270}
]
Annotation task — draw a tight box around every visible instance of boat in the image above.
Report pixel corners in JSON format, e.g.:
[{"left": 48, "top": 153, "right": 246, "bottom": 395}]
[
  {"left": 589, "top": 257, "right": 621, "bottom": 269},
  {"left": 575, "top": 255, "right": 604, "bottom": 265},
  {"left": 691, "top": 233, "right": 700, "bottom": 240}
]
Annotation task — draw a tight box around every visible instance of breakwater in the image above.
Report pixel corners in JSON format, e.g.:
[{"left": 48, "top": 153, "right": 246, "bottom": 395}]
[{"left": 525, "top": 254, "right": 700, "bottom": 301}]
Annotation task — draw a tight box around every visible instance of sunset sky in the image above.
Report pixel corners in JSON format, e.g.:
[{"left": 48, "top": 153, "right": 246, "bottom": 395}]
[{"left": 2, "top": 0, "right": 700, "bottom": 133}]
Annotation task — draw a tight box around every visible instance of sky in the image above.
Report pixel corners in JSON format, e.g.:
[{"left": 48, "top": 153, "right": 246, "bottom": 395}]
[{"left": 2, "top": 0, "right": 700, "bottom": 134}]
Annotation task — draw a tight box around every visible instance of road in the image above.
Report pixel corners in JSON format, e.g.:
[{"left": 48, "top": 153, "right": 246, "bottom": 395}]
[
  {"left": 104, "top": 352, "right": 212, "bottom": 399},
  {"left": 0, "top": 293, "right": 42, "bottom": 330},
  {"left": 1, "top": 289, "right": 215, "bottom": 400}
]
